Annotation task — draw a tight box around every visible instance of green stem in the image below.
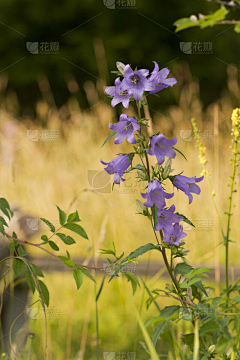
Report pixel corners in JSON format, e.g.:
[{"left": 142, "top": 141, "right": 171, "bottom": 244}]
[{"left": 226, "top": 139, "right": 238, "bottom": 294}]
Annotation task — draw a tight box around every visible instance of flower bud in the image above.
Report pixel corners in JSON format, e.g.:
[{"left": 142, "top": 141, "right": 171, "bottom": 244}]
[
  {"left": 116, "top": 62, "right": 126, "bottom": 74},
  {"left": 163, "top": 158, "right": 172, "bottom": 179},
  {"left": 208, "top": 345, "right": 216, "bottom": 354},
  {"left": 198, "top": 13, "right": 206, "bottom": 20},
  {"left": 187, "top": 286, "right": 192, "bottom": 300},
  {"left": 179, "top": 276, "right": 186, "bottom": 285},
  {"left": 137, "top": 171, "right": 147, "bottom": 180},
  {"left": 154, "top": 164, "right": 161, "bottom": 175},
  {"left": 136, "top": 199, "right": 147, "bottom": 212}
]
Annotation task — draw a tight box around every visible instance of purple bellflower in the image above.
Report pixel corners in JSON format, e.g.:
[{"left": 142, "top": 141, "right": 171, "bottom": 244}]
[
  {"left": 149, "top": 61, "right": 177, "bottom": 94},
  {"left": 163, "top": 223, "right": 187, "bottom": 246},
  {"left": 109, "top": 114, "right": 140, "bottom": 145},
  {"left": 172, "top": 175, "right": 204, "bottom": 204},
  {"left": 105, "top": 77, "right": 132, "bottom": 109},
  {"left": 100, "top": 154, "right": 131, "bottom": 184},
  {"left": 122, "top": 65, "right": 155, "bottom": 101},
  {"left": 155, "top": 205, "right": 183, "bottom": 232},
  {"left": 146, "top": 134, "right": 177, "bottom": 165},
  {"left": 141, "top": 179, "right": 174, "bottom": 209}
]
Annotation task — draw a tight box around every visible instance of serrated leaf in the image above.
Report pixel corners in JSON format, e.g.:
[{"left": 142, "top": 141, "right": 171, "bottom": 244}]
[
  {"left": 160, "top": 305, "right": 180, "bottom": 320},
  {"left": 123, "top": 271, "right": 140, "bottom": 296},
  {"left": 67, "top": 211, "right": 81, "bottom": 223},
  {"left": 152, "top": 321, "right": 167, "bottom": 347},
  {"left": 38, "top": 280, "right": 49, "bottom": 307},
  {"left": 101, "top": 131, "right": 117, "bottom": 148},
  {"left": 13, "top": 258, "right": 25, "bottom": 277},
  {"left": 174, "top": 262, "right": 193, "bottom": 276},
  {"left": 63, "top": 223, "right": 88, "bottom": 239},
  {"left": 73, "top": 269, "right": 83, "bottom": 290},
  {"left": 25, "top": 269, "right": 36, "bottom": 293},
  {"left": 40, "top": 218, "right": 55, "bottom": 232},
  {"left": 77, "top": 266, "right": 96, "bottom": 283},
  {"left": 0, "top": 198, "right": 11, "bottom": 220},
  {"left": 109, "top": 243, "right": 159, "bottom": 282},
  {"left": 56, "top": 233, "right": 76, "bottom": 245},
  {"left": 56, "top": 205, "right": 67, "bottom": 226},
  {"left": 48, "top": 241, "right": 60, "bottom": 251},
  {"left": 0, "top": 216, "right": 8, "bottom": 227},
  {"left": 31, "top": 264, "right": 44, "bottom": 277}
]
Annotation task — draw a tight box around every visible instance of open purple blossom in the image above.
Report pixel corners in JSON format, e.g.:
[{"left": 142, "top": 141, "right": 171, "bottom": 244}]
[
  {"left": 155, "top": 205, "right": 183, "bottom": 232},
  {"left": 109, "top": 114, "right": 140, "bottom": 145},
  {"left": 146, "top": 134, "right": 177, "bottom": 165},
  {"left": 172, "top": 175, "right": 204, "bottom": 204},
  {"left": 149, "top": 61, "right": 177, "bottom": 94},
  {"left": 105, "top": 77, "right": 132, "bottom": 109},
  {"left": 100, "top": 154, "right": 131, "bottom": 184},
  {"left": 163, "top": 223, "right": 187, "bottom": 246},
  {"left": 141, "top": 179, "right": 174, "bottom": 209},
  {"left": 121, "top": 65, "right": 155, "bottom": 101}
]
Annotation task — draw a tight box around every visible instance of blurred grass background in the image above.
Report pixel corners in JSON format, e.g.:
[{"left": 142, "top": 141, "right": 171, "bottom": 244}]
[{"left": 0, "top": 0, "right": 240, "bottom": 357}]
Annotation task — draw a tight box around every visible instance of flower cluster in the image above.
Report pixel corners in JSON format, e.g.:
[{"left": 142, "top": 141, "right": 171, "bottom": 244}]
[{"left": 101, "top": 62, "right": 204, "bottom": 247}]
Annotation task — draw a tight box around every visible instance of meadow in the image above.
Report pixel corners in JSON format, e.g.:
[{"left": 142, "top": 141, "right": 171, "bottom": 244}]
[{"left": 0, "top": 61, "right": 240, "bottom": 359}]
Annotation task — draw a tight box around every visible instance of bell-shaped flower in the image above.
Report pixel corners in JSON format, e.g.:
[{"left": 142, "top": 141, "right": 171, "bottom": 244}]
[
  {"left": 100, "top": 154, "right": 131, "bottom": 184},
  {"left": 163, "top": 223, "right": 187, "bottom": 246},
  {"left": 141, "top": 179, "right": 174, "bottom": 209},
  {"left": 105, "top": 77, "right": 132, "bottom": 109},
  {"left": 149, "top": 61, "right": 177, "bottom": 94},
  {"left": 172, "top": 175, "right": 204, "bottom": 204},
  {"left": 146, "top": 134, "right": 177, "bottom": 165},
  {"left": 155, "top": 205, "right": 183, "bottom": 232},
  {"left": 109, "top": 114, "right": 140, "bottom": 144}
]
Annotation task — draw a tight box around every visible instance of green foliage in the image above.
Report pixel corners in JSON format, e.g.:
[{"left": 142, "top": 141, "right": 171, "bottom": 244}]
[
  {"left": 73, "top": 269, "right": 83, "bottom": 290},
  {"left": 63, "top": 223, "right": 88, "bottom": 239},
  {"left": 101, "top": 131, "right": 117, "bottom": 148},
  {"left": 123, "top": 272, "right": 140, "bottom": 296}
]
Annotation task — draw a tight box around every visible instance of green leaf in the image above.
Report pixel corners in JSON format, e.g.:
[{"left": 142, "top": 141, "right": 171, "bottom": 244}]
[
  {"left": 56, "top": 205, "right": 67, "bottom": 226},
  {"left": 123, "top": 272, "right": 140, "bottom": 296},
  {"left": 232, "top": 295, "right": 240, "bottom": 303},
  {"left": 0, "top": 198, "right": 12, "bottom": 220},
  {"left": 174, "top": 262, "right": 193, "bottom": 276},
  {"left": 41, "top": 235, "right": 48, "bottom": 242},
  {"left": 125, "top": 164, "right": 146, "bottom": 173},
  {"left": 152, "top": 321, "right": 167, "bottom": 347},
  {"left": 200, "top": 320, "right": 219, "bottom": 334},
  {"left": 73, "top": 269, "right": 83, "bottom": 290},
  {"left": 185, "top": 267, "right": 211, "bottom": 279},
  {"left": 173, "top": 17, "right": 199, "bottom": 33},
  {"left": 63, "top": 259, "right": 76, "bottom": 268},
  {"left": 31, "top": 264, "right": 44, "bottom": 277},
  {"left": 13, "top": 258, "right": 25, "bottom": 277},
  {"left": 40, "top": 218, "right": 55, "bottom": 232},
  {"left": 194, "top": 281, "right": 208, "bottom": 297},
  {"left": 63, "top": 223, "right": 88, "bottom": 240},
  {"left": 160, "top": 305, "right": 180, "bottom": 321},
  {"left": 175, "top": 213, "right": 195, "bottom": 227},
  {"left": 76, "top": 266, "right": 96, "bottom": 283},
  {"left": 109, "top": 243, "right": 159, "bottom": 282},
  {"left": 18, "top": 246, "right": 29, "bottom": 257},
  {"left": 0, "top": 216, "right": 8, "bottom": 227},
  {"left": 180, "top": 277, "right": 201, "bottom": 288},
  {"left": 234, "top": 23, "right": 240, "bottom": 33},
  {"left": 0, "top": 223, "right": 5, "bottom": 235},
  {"left": 96, "top": 275, "right": 106, "bottom": 301},
  {"left": 172, "top": 146, "right": 188, "bottom": 161},
  {"left": 181, "top": 333, "right": 195, "bottom": 349},
  {"left": 151, "top": 204, "right": 158, "bottom": 229},
  {"left": 38, "top": 280, "right": 50, "bottom": 307},
  {"left": 56, "top": 233, "right": 76, "bottom": 245},
  {"left": 67, "top": 211, "right": 81, "bottom": 223},
  {"left": 25, "top": 269, "right": 36, "bottom": 293},
  {"left": 48, "top": 241, "right": 60, "bottom": 251},
  {"left": 101, "top": 131, "right": 117, "bottom": 148}
]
